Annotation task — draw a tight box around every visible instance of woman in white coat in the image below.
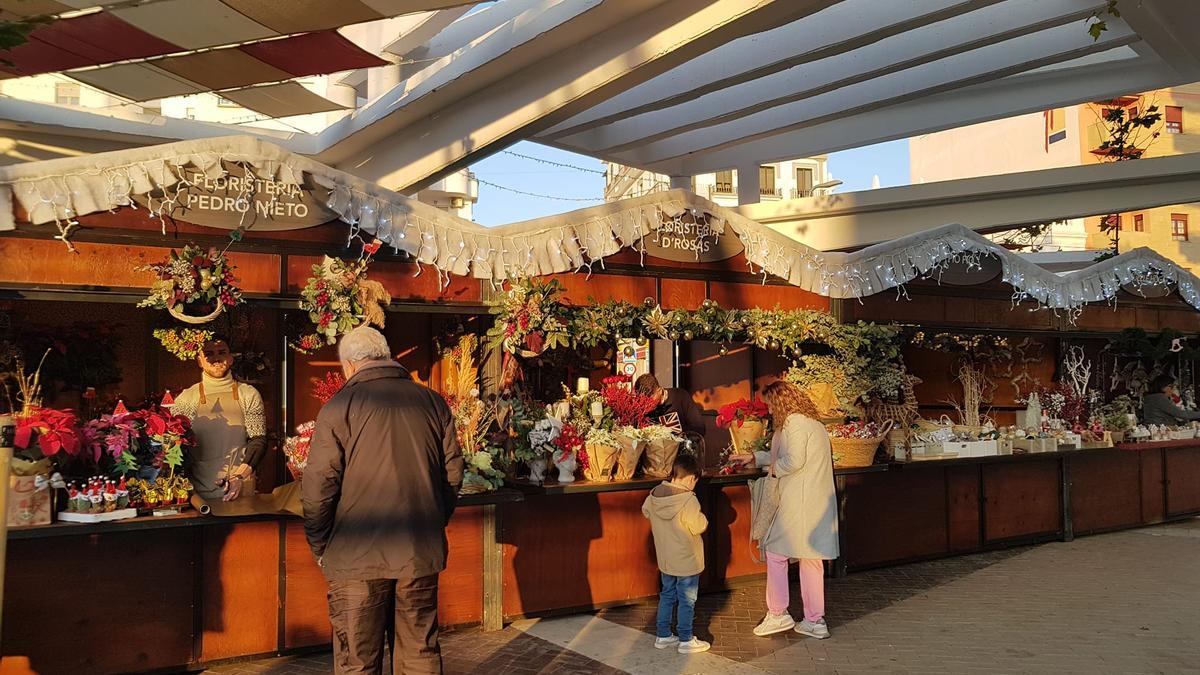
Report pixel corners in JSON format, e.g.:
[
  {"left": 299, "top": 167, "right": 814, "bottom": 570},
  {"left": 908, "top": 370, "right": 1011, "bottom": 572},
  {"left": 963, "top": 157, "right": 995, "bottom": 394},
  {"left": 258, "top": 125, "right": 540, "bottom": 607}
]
[{"left": 752, "top": 380, "right": 838, "bottom": 640}]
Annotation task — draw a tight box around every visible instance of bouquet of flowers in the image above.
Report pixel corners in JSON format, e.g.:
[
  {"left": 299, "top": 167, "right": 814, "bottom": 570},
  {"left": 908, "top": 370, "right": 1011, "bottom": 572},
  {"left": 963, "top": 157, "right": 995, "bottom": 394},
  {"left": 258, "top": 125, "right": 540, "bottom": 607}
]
[
  {"left": 486, "top": 278, "right": 572, "bottom": 355},
  {"left": 600, "top": 375, "right": 657, "bottom": 428},
  {"left": 283, "top": 421, "right": 315, "bottom": 480},
  {"left": 827, "top": 420, "right": 886, "bottom": 439},
  {"left": 153, "top": 328, "right": 214, "bottom": 360},
  {"left": 139, "top": 245, "right": 242, "bottom": 322},
  {"left": 1032, "top": 383, "right": 1088, "bottom": 424},
  {"left": 312, "top": 371, "right": 346, "bottom": 404},
  {"left": 294, "top": 244, "right": 390, "bottom": 351},
  {"left": 716, "top": 398, "right": 769, "bottom": 429},
  {"left": 552, "top": 422, "right": 589, "bottom": 472}
]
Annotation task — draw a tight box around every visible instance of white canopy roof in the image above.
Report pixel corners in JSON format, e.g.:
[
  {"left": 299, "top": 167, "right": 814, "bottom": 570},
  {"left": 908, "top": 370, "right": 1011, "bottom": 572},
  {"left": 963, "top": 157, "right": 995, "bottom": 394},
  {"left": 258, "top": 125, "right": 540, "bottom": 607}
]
[
  {"left": 2, "top": 135, "right": 1197, "bottom": 316},
  {"left": 0, "top": 0, "right": 1198, "bottom": 193}
]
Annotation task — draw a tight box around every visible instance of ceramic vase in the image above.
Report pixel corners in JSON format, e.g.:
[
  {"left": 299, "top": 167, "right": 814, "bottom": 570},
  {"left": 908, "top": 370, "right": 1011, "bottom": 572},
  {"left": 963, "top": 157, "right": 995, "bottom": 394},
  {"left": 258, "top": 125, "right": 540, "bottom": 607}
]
[
  {"left": 554, "top": 452, "right": 577, "bottom": 483},
  {"left": 527, "top": 457, "right": 548, "bottom": 483}
]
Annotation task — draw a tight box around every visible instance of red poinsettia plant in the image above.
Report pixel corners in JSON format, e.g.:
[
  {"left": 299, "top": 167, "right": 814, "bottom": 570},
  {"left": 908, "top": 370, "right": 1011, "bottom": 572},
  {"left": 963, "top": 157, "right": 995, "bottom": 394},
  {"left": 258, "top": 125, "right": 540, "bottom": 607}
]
[
  {"left": 552, "top": 422, "right": 589, "bottom": 472},
  {"left": 601, "top": 375, "right": 658, "bottom": 428},
  {"left": 14, "top": 407, "right": 82, "bottom": 458},
  {"left": 716, "top": 399, "right": 770, "bottom": 429}
]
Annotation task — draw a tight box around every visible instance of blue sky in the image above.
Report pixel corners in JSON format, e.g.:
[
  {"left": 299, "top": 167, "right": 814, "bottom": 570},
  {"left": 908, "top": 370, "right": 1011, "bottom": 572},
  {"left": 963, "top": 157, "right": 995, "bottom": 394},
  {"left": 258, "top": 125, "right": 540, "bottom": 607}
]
[{"left": 469, "top": 139, "right": 911, "bottom": 226}]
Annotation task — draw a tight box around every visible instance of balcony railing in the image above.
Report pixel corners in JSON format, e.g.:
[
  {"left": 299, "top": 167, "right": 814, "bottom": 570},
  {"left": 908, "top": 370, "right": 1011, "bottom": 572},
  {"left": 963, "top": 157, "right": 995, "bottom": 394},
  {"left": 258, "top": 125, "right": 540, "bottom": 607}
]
[
  {"left": 760, "top": 187, "right": 782, "bottom": 198},
  {"left": 791, "top": 188, "right": 813, "bottom": 199},
  {"left": 708, "top": 184, "right": 735, "bottom": 197}
]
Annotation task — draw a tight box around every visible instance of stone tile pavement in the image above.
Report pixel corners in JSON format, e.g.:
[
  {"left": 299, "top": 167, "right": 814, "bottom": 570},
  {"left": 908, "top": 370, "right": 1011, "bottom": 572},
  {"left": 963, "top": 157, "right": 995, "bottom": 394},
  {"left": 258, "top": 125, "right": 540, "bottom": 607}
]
[{"left": 206, "top": 518, "right": 1200, "bottom": 674}]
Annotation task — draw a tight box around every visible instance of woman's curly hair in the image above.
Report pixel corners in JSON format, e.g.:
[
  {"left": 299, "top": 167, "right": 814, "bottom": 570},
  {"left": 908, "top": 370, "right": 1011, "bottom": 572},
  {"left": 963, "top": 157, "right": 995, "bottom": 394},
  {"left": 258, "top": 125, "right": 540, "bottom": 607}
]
[{"left": 761, "top": 380, "right": 821, "bottom": 424}]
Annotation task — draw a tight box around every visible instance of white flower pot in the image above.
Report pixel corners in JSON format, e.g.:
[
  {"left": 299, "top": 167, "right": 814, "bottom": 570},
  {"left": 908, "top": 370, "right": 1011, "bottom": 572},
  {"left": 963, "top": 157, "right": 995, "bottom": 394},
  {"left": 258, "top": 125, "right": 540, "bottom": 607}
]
[
  {"left": 554, "top": 453, "right": 577, "bottom": 483},
  {"left": 527, "top": 457, "right": 548, "bottom": 483}
]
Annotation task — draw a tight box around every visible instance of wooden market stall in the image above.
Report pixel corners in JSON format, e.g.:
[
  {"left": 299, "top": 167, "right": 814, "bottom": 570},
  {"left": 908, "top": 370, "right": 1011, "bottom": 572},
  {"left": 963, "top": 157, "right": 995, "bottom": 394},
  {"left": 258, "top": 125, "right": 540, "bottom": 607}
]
[{"left": 2, "top": 137, "right": 1200, "bottom": 673}]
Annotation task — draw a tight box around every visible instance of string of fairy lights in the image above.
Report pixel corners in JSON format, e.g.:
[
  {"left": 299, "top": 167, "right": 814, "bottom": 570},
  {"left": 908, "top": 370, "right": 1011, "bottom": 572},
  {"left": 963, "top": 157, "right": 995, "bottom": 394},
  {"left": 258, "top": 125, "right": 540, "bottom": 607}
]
[{"left": 3, "top": 143, "right": 1196, "bottom": 325}]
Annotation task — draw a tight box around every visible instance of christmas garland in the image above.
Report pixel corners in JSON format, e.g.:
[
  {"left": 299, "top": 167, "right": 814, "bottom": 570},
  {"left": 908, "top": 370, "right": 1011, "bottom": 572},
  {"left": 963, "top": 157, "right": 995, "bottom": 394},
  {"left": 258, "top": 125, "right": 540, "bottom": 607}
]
[{"left": 486, "top": 282, "right": 906, "bottom": 401}]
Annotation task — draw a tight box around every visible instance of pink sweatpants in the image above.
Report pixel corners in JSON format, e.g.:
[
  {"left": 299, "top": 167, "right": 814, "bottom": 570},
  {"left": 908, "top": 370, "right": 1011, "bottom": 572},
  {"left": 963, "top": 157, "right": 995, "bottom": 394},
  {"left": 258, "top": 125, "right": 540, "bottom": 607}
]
[{"left": 765, "top": 551, "right": 825, "bottom": 622}]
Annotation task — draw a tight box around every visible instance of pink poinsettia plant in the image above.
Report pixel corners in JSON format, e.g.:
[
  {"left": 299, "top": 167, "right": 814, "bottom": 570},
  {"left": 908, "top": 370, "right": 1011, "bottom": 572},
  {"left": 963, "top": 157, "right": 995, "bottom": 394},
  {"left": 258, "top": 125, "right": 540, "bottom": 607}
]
[{"left": 716, "top": 399, "right": 770, "bottom": 429}]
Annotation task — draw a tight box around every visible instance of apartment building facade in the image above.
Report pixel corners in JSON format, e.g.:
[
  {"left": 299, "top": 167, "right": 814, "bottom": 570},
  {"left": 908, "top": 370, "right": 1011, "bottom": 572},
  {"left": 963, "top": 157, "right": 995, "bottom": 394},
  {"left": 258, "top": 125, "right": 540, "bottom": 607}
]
[
  {"left": 604, "top": 157, "right": 831, "bottom": 206},
  {"left": 910, "top": 84, "right": 1200, "bottom": 268}
]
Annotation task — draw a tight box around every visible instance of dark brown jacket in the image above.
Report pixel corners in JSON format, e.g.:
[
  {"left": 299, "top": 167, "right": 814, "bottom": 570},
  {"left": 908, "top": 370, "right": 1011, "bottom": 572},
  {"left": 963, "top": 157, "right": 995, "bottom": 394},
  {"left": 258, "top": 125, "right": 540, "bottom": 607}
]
[{"left": 302, "top": 362, "right": 463, "bottom": 580}]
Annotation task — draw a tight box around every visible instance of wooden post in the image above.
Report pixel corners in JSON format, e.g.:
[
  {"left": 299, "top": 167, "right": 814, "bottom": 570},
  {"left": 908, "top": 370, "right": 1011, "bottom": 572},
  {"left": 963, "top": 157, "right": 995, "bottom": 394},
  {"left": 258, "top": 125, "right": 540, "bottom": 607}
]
[
  {"left": 0, "top": 444, "right": 9, "bottom": 639},
  {"left": 481, "top": 503, "right": 504, "bottom": 631}
]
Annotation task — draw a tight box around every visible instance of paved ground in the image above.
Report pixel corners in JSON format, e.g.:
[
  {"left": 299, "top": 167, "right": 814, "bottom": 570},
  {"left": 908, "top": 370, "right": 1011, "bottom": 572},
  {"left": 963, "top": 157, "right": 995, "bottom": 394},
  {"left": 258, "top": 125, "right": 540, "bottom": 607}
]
[{"left": 207, "top": 518, "right": 1200, "bottom": 674}]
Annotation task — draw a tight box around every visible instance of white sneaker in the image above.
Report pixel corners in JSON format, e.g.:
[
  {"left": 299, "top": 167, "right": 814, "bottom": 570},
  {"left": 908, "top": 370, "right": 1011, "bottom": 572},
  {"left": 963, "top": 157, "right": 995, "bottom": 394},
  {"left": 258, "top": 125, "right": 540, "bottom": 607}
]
[
  {"left": 753, "top": 612, "right": 795, "bottom": 636},
  {"left": 678, "top": 638, "right": 711, "bottom": 654},
  {"left": 795, "top": 618, "right": 830, "bottom": 639},
  {"left": 654, "top": 635, "right": 680, "bottom": 649}
]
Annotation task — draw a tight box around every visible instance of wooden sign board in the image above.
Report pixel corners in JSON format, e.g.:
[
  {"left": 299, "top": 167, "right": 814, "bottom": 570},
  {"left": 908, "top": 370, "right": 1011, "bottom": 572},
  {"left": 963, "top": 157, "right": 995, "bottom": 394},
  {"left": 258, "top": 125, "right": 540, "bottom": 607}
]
[
  {"left": 641, "top": 218, "right": 744, "bottom": 263},
  {"left": 132, "top": 161, "right": 336, "bottom": 231}
]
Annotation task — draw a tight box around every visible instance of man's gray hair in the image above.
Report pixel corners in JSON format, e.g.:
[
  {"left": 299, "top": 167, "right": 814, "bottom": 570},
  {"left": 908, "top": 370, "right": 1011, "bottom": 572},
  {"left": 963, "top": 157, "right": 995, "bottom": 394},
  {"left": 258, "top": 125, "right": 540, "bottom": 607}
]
[{"left": 338, "top": 326, "right": 392, "bottom": 363}]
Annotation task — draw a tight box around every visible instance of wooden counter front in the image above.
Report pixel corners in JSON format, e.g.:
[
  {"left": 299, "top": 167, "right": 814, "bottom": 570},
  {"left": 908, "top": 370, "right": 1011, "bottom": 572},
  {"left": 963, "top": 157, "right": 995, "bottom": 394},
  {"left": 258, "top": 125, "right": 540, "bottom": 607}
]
[{"left": 8, "top": 446, "right": 1200, "bottom": 673}]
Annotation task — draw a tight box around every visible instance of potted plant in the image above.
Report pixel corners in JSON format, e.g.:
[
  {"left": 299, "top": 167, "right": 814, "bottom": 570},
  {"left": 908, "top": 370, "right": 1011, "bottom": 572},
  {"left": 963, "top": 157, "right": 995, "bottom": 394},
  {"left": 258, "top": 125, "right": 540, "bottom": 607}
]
[{"left": 716, "top": 398, "right": 770, "bottom": 454}]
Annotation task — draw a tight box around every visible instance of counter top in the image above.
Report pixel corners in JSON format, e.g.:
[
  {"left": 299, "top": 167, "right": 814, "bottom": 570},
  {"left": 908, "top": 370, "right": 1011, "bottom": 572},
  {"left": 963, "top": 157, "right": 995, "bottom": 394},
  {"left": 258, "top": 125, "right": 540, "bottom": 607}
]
[
  {"left": 7, "top": 487, "right": 523, "bottom": 540},
  {"left": 510, "top": 464, "right": 890, "bottom": 496},
  {"left": 894, "top": 440, "right": 1200, "bottom": 469}
]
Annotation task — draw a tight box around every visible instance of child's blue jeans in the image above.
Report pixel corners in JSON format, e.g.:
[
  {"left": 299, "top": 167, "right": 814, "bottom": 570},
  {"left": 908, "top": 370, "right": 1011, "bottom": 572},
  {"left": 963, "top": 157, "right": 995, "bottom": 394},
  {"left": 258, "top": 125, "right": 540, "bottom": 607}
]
[{"left": 656, "top": 573, "right": 700, "bottom": 641}]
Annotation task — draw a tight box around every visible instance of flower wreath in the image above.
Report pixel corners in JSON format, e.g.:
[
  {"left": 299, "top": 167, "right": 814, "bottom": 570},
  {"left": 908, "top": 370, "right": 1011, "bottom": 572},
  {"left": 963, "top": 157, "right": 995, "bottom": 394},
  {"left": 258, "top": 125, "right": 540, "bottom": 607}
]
[
  {"left": 292, "top": 241, "right": 391, "bottom": 353},
  {"left": 139, "top": 245, "right": 243, "bottom": 324}
]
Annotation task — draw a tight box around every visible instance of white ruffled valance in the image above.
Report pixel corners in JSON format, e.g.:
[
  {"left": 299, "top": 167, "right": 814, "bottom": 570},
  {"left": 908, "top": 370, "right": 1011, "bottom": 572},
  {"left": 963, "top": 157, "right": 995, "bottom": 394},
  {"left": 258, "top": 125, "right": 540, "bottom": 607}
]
[{"left": 1, "top": 134, "right": 1197, "bottom": 314}]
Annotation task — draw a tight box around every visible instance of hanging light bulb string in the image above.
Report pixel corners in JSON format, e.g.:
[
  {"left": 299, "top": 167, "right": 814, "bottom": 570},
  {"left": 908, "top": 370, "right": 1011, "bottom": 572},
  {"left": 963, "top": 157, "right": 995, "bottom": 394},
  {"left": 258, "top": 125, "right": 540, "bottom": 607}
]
[
  {"left": 500, "top": 150, "right": 606, "bottom": 175},
  {"left": 474, "top": 177, "right": 601, "bottom": 202}
]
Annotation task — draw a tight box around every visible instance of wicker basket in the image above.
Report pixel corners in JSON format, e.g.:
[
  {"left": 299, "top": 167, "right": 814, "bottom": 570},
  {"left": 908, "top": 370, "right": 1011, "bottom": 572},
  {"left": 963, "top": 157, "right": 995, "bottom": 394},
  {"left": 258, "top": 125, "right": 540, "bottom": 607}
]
[{"left": 830, "top": 421, "right": 892, "bottom": 468}]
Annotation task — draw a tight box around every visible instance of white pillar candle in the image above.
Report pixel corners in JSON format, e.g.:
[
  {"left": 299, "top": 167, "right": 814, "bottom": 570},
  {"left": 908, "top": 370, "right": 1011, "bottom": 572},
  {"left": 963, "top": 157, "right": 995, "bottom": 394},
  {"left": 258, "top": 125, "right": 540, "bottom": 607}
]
[
  {"left": 576, "top": 377, "right": 590, "bottom": 395},
  {"left": 590, "top": 399, "right": 604, "bottom": 421}
]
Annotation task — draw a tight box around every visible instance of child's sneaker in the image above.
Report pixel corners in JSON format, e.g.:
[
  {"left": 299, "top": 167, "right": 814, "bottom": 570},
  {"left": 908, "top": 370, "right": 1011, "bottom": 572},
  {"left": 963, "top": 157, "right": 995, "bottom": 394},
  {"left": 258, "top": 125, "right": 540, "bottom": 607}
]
[
  {"left": 795, "top": 618, "right": 830, "bottom": 639},
  {"left": 654, "top": 635, "right": 680, "bottom": 649},
  {"left": 753, "top": 612, "right": 795, "bottom": 636},
  {"left": 678, "top": 638, "right": 711, "bottom": 654}
]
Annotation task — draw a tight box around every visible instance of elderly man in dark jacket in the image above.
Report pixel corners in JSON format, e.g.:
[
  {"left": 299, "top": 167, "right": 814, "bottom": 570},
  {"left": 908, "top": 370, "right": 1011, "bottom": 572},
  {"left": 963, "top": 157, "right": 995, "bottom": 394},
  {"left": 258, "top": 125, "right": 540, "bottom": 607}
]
[{"left": 302, "top": 325, "right": 463, "bottom": 675}]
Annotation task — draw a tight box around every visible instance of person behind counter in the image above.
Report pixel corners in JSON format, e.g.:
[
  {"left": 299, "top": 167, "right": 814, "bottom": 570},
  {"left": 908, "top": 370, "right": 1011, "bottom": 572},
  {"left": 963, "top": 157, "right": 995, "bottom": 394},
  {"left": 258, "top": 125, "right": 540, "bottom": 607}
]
[
  {"left": 635, "top": 374, "right": 706, "bottom": 437},
  {"left": 172, "top": 335, "right": 266, "bottom": 502},
  {"left": 1142, "top": 374, "right": 1200, "bottom": 426}
]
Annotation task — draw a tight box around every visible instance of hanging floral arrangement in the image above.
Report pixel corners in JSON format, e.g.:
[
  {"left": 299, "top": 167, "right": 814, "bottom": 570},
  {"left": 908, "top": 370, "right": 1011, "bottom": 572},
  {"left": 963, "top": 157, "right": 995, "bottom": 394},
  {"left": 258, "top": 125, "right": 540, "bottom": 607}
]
[
  {"left": 138, "top": 244, "right": 243, "bottom": 324},
  {"left": 486, "top": 278, "right": 573, "bottom": 356},
  {"left": 152, "top": 327, "right": 215, "bottom": 360},
  {"left": 293, "top": 242, "right": 390, "bottom": 352}
]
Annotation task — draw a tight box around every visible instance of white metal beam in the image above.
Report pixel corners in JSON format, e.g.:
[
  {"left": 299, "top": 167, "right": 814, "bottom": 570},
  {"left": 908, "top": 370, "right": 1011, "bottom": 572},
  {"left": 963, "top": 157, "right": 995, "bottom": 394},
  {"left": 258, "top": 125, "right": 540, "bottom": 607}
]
[
  {"left": 539, "top": 0, "right": 1016, "bottom": 141},
  {"left": 549, "top": 0, "right": 1102, "bottom": 154},
  {"left": 738, "top": 152, "right": 1200, "bottom": 251},
  {"left": 654, "top": 55, "right": 1178, "bottom": 177},
  {"left": 330, "top": 0, "right": 841, "bottom": 191},
  {"left": 610, "top": 20, "right": 1138, "bottom": 169}
]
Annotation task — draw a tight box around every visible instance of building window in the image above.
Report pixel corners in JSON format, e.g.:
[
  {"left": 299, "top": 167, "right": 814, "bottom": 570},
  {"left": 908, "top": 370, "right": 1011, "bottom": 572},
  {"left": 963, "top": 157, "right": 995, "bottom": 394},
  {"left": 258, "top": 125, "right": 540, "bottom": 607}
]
[
  {"left": 1103, "top": 214, "right": 1121, "bottom": 231},
  {"left": 795, "top": 167, "right": 813, "bottom": 198},
  {"left": 715, "top": 170, "right": 733, "bottom": 194},
  {"left": 1046, "top": 108, "right": 1066, "bottom": 146},
  {"left": 1172, "top": 214, "right": 1189, "bottom": 241},
  {"left": 185, "top": 107, "right": 196, "bottom": 119},
  {"left": 1133, "top": 214, "right": 1144, "bottom": 232},
  {"left": 54, "top": 83, "right": 80, "bottom": 106},
  {"left": 759, "top": 165, "right": 777, "bottom": 196},
  {"left": 1167, "top": 105, "right": 1183, "bottom": 133},
  {"left": 217, "top": 96, "right": 238, "bottom": 108}
]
